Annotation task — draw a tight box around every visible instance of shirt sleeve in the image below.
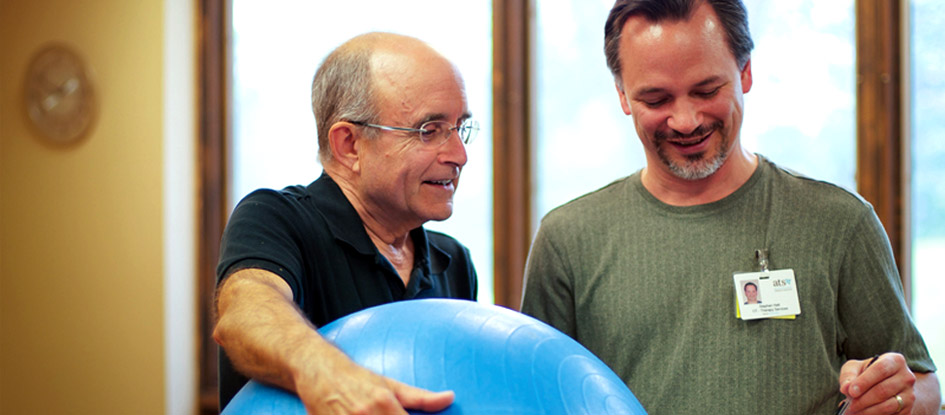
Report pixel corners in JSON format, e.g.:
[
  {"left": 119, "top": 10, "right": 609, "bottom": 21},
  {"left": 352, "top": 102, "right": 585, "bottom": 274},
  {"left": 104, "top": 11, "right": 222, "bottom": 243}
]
[
  {"left": 836, "top": 206, "right": 937, "bottom": 373},
  {"left": 521, "top": 217, "right": 578, "bottom": 340},
  {"left": 216, "top": 189, "right": 307, "bottom": 301}
]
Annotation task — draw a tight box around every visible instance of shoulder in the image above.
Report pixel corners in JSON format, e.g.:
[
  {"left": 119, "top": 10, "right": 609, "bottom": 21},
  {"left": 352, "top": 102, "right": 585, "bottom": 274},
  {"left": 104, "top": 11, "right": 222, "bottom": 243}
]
[
  {"left": 528, "top": 175, "right": 642, "bottom": 258},
  {"left": 425, "top": 229, "right": 472, "bottom": 258},
  {"left": 541, "top": 175, "right": 637, "bottom": 227},
  {"left": 223, "top": 177, "right": 341, "bottom": 243},
  {"left": 762, "top": 158, "right": 873, "bottom": 218},
  {"left": 229, "top": 184, "right": 316, "bottom": 223},
  {"left": 230, "top": 173, "right": 344, "bottom": 222},
  {"left": 235, "top": 184, "right": 310, "bottom": 208}
]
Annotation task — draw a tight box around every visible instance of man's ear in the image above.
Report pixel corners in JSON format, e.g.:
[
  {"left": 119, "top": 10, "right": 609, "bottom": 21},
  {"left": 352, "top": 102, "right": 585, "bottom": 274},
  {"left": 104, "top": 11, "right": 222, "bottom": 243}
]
[
  {"left": 328, "top": 122, "right": 362, "bottom": 173},
  {"left": 616, "top": 81, "right": 632, "bottom": 115},
  {"left": 740, "top": 58, "right": 753, "bottom": 94}
]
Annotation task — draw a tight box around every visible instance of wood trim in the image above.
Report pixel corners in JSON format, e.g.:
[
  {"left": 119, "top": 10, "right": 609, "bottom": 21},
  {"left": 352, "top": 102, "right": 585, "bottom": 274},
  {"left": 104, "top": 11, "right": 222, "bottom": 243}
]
[
  {"left": 197, "top": 0, "right": 227, "bottom": 412},
  {"left": 492, "top": 0, "right": 532, "bottom": 310},
  {"left": 855, "top": 0, "right": 906, "bottom": 291}
]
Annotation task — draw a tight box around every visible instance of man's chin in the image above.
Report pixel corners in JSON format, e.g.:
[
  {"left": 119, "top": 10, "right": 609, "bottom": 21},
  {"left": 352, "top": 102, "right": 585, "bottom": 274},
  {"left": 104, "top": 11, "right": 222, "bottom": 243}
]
[
  {"left": 669, "top": 162, "right": 718, "bottom": 180},
  {"left": 662, "top": 148, "right": 730, "bottom": 181},
  {"left": 422, "top": 207, "right": 454, "bottom": 223}
]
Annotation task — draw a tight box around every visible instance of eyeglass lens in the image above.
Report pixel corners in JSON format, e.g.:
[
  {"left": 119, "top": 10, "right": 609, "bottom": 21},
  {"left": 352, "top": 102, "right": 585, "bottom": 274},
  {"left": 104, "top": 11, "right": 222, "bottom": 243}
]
[{"left": 419, "top": 120, "right": 478, "bottom": 145}]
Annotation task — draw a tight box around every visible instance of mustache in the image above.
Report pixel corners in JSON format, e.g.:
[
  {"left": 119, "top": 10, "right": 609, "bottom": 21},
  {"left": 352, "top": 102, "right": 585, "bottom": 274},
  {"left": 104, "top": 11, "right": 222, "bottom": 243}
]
[{"left": 654, "top": 121, "right": 724, "bottom": 140}]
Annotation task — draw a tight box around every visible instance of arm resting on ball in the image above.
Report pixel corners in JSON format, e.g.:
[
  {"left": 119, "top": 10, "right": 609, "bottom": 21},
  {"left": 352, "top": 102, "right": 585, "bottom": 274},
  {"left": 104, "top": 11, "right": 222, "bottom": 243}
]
[{"left": 213, "top": 268, "right": 454, "bottom": 414}]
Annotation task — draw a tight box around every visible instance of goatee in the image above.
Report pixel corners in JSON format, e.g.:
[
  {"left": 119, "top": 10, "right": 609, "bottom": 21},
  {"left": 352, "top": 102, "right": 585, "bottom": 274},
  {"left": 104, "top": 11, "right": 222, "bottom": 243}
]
[{"left": 654, "top": 121, "right": 729, "bottom": 180}]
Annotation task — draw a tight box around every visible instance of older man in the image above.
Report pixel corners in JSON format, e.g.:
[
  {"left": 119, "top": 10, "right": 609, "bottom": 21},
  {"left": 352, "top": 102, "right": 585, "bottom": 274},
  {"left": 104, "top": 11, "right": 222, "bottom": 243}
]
[
  {"left": 521, "top": 1, "right": 940, "bottom": 414},
  {"left": 213, "top": 32, "right": 478, "bottom": 414}
]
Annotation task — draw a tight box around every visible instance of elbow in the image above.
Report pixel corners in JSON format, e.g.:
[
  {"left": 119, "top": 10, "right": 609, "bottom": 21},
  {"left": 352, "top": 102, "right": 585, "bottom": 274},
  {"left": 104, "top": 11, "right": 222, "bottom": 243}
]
[
  {"left": 211, "top": 314, "right": 228, "bottom": 347},
  {"left": 212, "top": 291, "right": 236, "bottom": 348},
  {"left": 211, "top": 321, "right": 224, "bottom": 347},
  {"left": 212, "top": 277, "right": 237, "bottom": 347}
]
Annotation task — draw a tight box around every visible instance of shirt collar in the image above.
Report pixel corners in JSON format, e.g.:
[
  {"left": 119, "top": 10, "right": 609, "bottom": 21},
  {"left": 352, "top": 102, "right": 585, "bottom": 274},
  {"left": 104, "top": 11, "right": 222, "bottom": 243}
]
[
  {"left": 309, "top": 172, "right": 452, "bottom": 275},
  {"left": 307, "top": 172, "right": 377, "bottom": 256}
]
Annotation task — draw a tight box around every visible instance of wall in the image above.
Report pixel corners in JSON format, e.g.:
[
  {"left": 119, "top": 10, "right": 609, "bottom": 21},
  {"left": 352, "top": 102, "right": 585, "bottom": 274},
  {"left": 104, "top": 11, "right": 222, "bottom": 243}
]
[{"left": 0, "top": 0, "right": 189, "bottom": 413}]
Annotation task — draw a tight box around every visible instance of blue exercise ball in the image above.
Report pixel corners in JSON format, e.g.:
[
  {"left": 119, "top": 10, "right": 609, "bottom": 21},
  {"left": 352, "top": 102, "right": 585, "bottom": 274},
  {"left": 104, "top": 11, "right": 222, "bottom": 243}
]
[{"left": 223, "top": 299, "right": 647, "bottom": 414}]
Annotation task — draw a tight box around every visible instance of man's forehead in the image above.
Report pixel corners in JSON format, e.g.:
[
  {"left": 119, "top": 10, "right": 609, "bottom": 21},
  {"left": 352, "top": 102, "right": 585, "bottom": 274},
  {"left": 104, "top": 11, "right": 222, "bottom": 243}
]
[
  {"left": 618, "top": 4, "right": 737, "bottom": 92},
  {"left": 643, "top": 24, "right": 664, "bottom": 40},
  {"left": 371, "top": 47, "right": 457, "bottom": 86},
  {"left": 371, "top": 61, "right": 469, "bottom": 124}
]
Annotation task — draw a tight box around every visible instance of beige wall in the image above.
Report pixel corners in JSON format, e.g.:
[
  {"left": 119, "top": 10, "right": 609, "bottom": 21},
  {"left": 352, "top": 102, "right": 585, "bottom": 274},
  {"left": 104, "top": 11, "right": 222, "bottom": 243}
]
[{"left": 1, "top": 0, "right": 168, "bottom": 413}]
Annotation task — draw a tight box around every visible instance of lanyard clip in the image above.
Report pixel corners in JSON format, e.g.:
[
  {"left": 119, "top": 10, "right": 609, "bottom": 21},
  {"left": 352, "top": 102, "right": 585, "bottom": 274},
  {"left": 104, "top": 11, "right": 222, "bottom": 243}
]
[{"left": 755, "top": 249, "right": 770, "bottom": 272}]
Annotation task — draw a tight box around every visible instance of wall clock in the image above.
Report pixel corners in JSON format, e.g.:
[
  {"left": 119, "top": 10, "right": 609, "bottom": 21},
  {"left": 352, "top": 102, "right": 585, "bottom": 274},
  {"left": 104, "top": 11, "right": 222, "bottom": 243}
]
[{"left": 24, "top": 43, "right": 98, "bottom": 145}]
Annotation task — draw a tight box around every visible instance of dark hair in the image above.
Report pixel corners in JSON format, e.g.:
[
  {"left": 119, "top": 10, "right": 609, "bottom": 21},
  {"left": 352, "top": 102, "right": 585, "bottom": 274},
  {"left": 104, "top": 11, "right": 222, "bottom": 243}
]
[
  {"left": 604, "top": 0, "right": 754, "bottom": 86},
  {"left": 743, "top": 282, "right": 758, "bottom": 291}
]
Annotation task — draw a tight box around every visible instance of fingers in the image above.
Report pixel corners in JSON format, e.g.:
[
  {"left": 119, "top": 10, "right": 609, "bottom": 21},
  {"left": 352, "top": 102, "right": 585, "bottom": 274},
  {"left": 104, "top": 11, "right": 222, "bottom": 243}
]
[
  {"left": 296, "top": 362, "right": 410, "bottom": 415},
  {"left": 388, "top": 378, "right": 455, "bottom": 413},
  {"left": 313, "top": 382, "right": 453, "bottom": 415},
  {"left": 311, "top": 388, "right": 408, "bottom": 415},
  {"left": 846, "top": 392, "right": 912, "bottom": 415},
  {"left": 840, "top": 357, "right": 876, "bottom": 396},
  {"left": 298, "top": 366, "right": 454, "bottom": 415},
  {"left": 840, "top": 353, "right": 917, "bottom": 414}
]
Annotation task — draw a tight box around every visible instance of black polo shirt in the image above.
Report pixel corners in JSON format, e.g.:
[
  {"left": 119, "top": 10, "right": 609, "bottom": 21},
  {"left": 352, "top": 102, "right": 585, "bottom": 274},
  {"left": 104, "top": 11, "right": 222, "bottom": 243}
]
[{"left": 216, "top": 172, "right": 478, "bottom": 409}]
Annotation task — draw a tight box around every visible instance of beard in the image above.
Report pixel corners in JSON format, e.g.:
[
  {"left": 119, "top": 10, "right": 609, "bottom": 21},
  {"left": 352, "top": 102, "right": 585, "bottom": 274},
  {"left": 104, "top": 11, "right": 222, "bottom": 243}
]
[{"left": 653, "top": 120, "right": 730, "bottom": 180}]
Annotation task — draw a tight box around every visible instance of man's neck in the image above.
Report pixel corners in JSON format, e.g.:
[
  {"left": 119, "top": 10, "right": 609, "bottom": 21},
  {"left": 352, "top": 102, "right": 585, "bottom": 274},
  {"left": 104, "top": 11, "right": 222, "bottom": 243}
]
[
  {"left": 327, "top": 167, "right": 417, "bottom": 285},
  {"left": 641, "top": 148, "right": 758, "bottom": 206},
  {"left": 365, "top": 225, "right": 415, "bottom": 286}
]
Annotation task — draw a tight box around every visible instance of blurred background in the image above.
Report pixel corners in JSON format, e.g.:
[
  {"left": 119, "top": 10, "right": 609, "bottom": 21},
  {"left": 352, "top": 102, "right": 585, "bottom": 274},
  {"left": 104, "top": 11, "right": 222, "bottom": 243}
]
[{"left": 1, "top": 0, "right": 942, "bottom": 414}]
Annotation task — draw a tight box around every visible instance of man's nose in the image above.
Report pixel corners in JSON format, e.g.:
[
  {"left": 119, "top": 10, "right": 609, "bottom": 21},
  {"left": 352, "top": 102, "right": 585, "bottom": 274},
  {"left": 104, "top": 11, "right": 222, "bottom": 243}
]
[
  {"left": 439, "top": 130, "right": 468, "bottom": 167},
  {"left": 666, "top": 99, "right": 703, "bottom": 135}
]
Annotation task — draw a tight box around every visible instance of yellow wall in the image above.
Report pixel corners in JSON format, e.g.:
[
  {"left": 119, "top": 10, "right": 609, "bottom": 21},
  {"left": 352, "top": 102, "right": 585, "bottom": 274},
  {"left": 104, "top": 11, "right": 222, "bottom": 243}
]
[{"left": 1, "top": 0, "right": 167, "bottom": 413}]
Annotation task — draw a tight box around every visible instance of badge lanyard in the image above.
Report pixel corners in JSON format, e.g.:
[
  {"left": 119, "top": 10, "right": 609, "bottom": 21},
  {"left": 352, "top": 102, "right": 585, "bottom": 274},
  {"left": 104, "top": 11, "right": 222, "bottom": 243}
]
[{"left": 732, "top": 190, "right": 801, "bottom": 320}]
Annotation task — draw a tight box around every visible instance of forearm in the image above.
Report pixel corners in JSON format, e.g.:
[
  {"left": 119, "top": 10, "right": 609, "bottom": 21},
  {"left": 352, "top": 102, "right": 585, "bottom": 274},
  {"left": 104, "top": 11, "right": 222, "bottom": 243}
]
[
  {"left": 213, "top": 268, "right": 455, "bottom": 414},
  {"left": 913, "top": 372, "right": 941, "bottom": 415},
  {"left": 213, "top": 268, "right": 347, "bottom": 392}
]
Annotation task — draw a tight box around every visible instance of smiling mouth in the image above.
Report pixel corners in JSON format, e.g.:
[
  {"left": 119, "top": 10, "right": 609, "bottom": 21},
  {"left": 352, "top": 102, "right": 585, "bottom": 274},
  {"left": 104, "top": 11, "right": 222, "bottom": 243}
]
[
  {"left": 669, "top": 132, "right": 712, "bottom": 147},
  {"left": 424, "top": 179, "right": 454, "bottom": 186}
]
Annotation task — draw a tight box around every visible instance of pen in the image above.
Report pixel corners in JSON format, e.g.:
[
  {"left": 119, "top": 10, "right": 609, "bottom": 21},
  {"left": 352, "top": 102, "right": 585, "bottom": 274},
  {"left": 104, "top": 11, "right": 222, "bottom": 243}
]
[{"left": 836, "top": 355, "right": 880, "bottom": 415}]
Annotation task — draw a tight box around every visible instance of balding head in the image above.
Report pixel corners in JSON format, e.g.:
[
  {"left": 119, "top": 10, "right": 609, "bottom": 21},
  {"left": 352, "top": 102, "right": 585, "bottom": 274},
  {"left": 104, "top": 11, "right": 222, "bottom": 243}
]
[{"left": 310, "top": 32, "right": 458, "bottom": 164}]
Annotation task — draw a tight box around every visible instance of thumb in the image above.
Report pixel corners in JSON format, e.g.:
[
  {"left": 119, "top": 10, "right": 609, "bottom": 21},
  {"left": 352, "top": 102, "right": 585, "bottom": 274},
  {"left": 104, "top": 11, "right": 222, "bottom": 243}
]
[{"left": 388, "top": 379, "right": 455, "bottom": 412}]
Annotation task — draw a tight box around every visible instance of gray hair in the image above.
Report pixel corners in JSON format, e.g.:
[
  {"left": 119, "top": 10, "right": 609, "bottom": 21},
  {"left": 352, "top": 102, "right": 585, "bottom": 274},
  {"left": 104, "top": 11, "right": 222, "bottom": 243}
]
[{"left": 310, "top": 37, "right": 380, "bottom": 163}]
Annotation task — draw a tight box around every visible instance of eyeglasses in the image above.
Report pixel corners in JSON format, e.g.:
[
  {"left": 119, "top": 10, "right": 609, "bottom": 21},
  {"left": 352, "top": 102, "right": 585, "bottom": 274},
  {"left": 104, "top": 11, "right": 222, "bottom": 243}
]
[{"left": 350, "top": 119, "right": 479, "bottom": 145}]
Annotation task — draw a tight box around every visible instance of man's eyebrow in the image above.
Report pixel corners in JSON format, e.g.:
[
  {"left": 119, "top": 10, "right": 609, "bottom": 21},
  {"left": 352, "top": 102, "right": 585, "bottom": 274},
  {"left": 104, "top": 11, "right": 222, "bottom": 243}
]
[
  {"left": 633, "top": 87, "right": 668, "bottom": 97},
  {"left": 415, "top": 111, "right": 473, "bottom": 127},
  {"left": 693, "top": 76, "right": 724, "bottom": 88},
  {"left": 632, "top": 76, "right": 726, "bottom": 97}
]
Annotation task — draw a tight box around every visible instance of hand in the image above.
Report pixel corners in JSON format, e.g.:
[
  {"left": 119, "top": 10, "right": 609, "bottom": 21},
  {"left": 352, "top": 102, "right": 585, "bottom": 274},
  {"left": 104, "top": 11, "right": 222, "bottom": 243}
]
[
  {"left": 839, "top": 353, "right": 917, "bottom": 414},
  {"left": 295, "top": 357, "right": 454, "bottom": 415}
]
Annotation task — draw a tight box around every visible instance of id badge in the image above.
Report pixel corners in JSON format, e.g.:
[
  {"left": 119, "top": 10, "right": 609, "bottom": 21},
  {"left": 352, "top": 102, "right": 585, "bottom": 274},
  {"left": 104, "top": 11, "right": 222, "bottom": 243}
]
[{"left": 733, "top": 269, "right": 801, "bottom": 320}]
